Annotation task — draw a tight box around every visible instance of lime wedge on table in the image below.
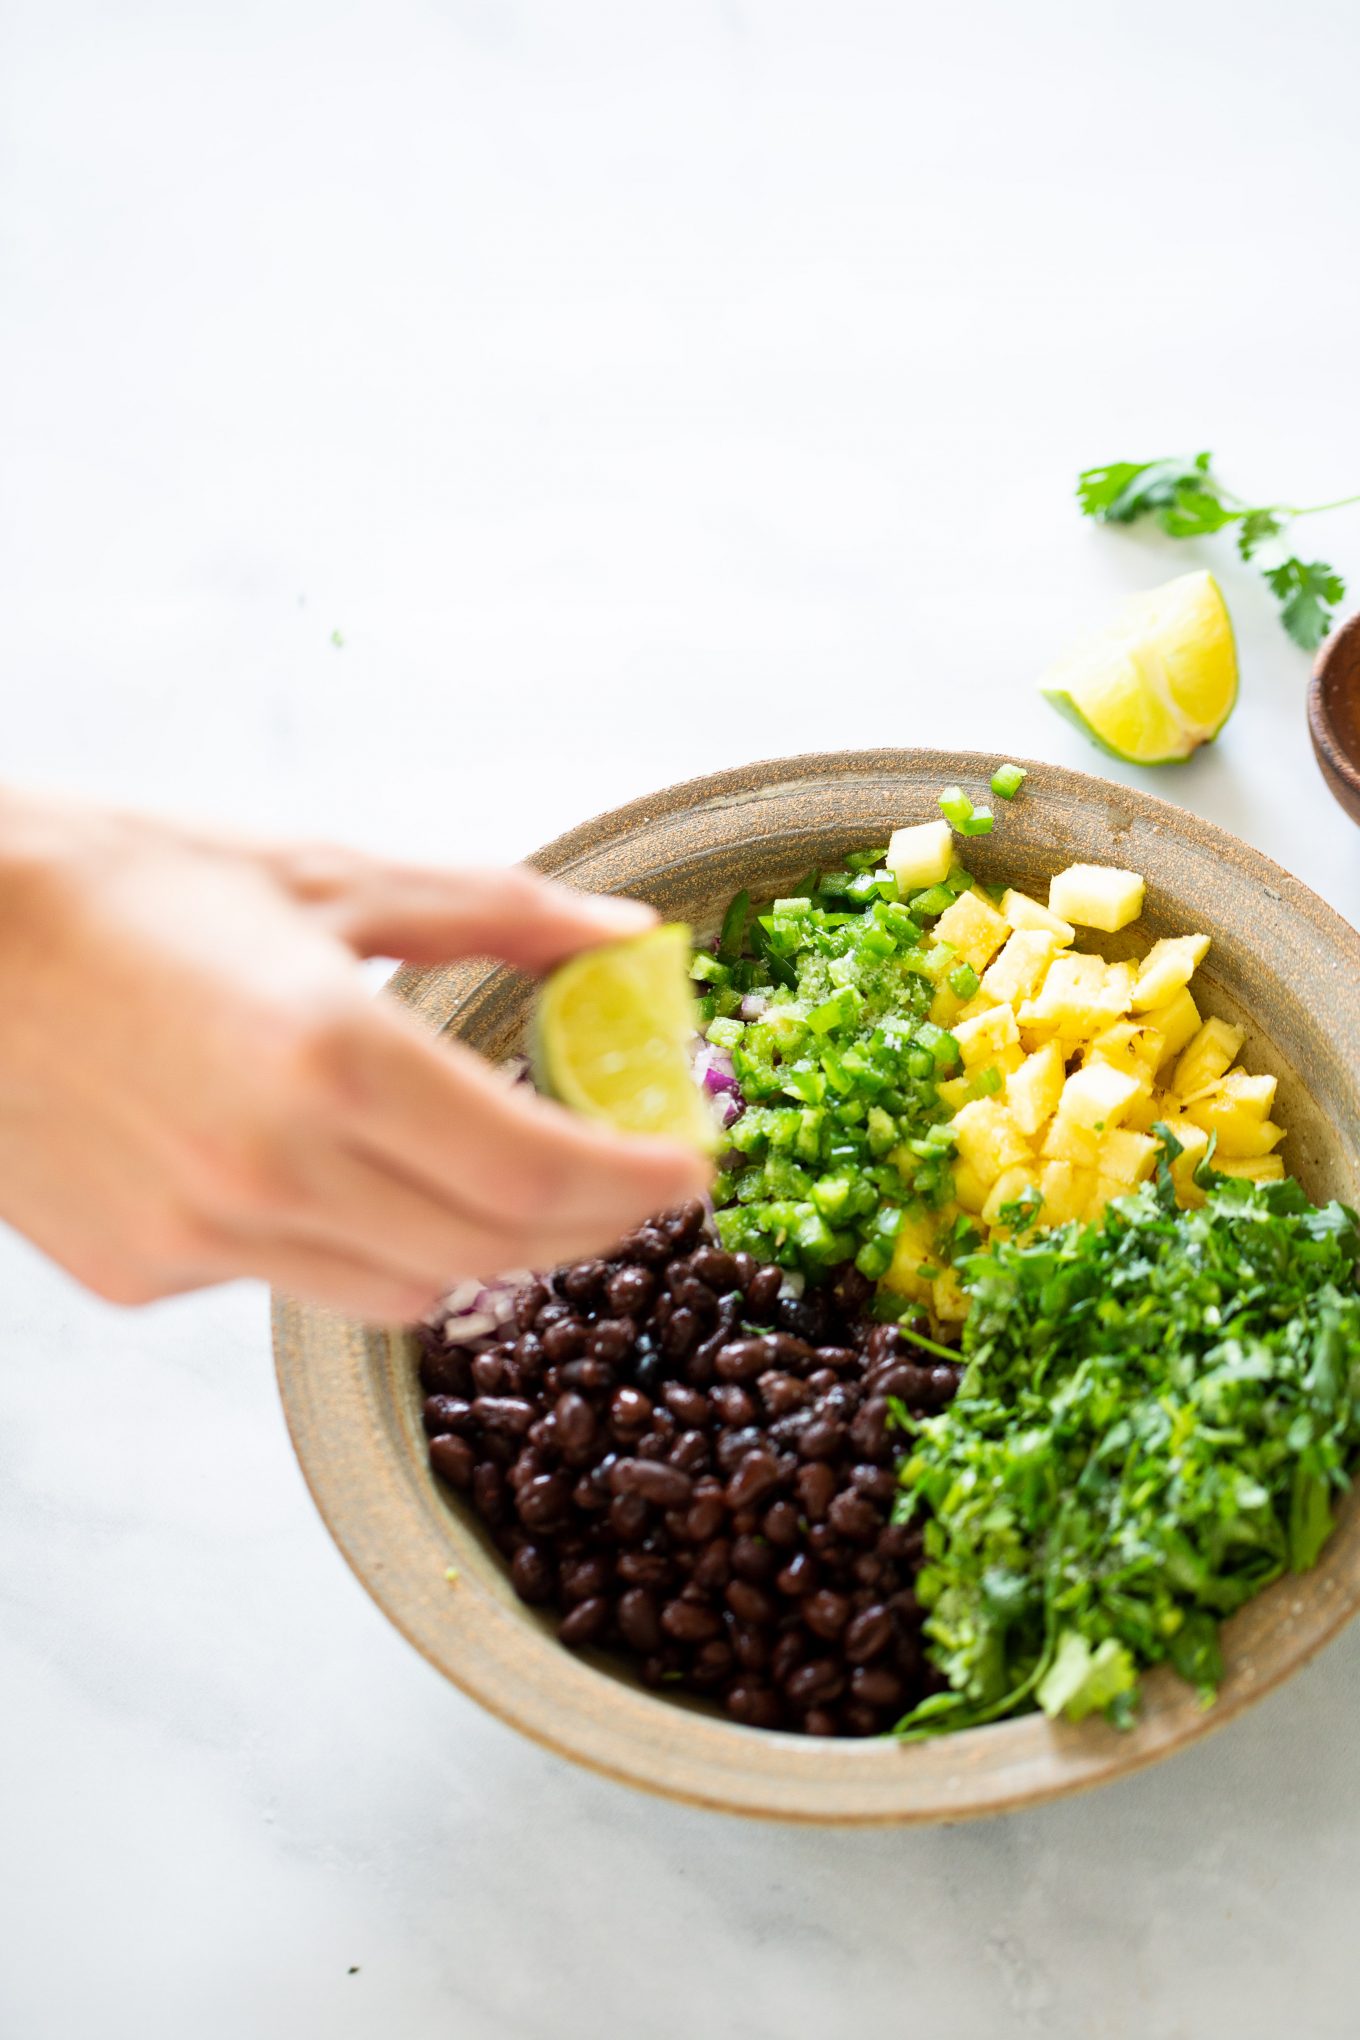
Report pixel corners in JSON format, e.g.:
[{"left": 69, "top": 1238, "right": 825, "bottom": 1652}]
[
  {"left": 533, "top": 924, "right": 717, "bottom": 1151},
  {"left": 1041, "top": 569, "right": 1238, "bottom": 765}
]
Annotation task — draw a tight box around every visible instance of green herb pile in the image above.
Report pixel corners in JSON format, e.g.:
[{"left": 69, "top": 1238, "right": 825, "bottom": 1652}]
[
  {"left": 1076, "top": 450, "right": 1359, "bottom": 649},
  {"left": 695, "top": 851, "right": 982, "bottom": 1280},
  {"left": 893, "top": 1158, "right": 1360, "bottom": 1736}
]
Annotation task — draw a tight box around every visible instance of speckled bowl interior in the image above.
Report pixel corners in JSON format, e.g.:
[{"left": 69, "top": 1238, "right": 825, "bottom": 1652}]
[{"left": 273, "top": 750, "right": 1360, "bottom": 1823}]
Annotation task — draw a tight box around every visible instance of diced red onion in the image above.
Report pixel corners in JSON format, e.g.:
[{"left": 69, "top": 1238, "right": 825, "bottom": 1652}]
[
  {"left": 714, "top": 1091, "right": 743, "bottom": 1129},
  {"left": 739, "top": 992, "right": 768, "bottom": 1021},
  {"left": 694, "top": 1041, "right": 741, "bottom": 1096}
]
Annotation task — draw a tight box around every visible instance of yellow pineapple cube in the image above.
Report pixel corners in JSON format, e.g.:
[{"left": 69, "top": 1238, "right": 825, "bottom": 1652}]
[
  {"left": 932, "top": 1268, "right": 970, "bottom": 1323},
  {"left": 1173, "top": 1017, "right": 1246, "bottom": 1099},
  {"left": 1000, "top": 888, "right": 1075, "bottom": 945},
  {"left": 1210, "top": 1155, "right": 1286, "bottom": 1183},
  {"left": 1085, "top": 1022, "right": 1164, "bottom": 1080},
  {"left": 1130, "top": 934, "right": 1210, "bottom": 1012},
  {"left": 933, "top": 888, "right": 1012, "bottom": 973},
  {"left": 982, "top": 1165, "right": 1042, "bottom": 1229},
  {"left": 1048, "top": 863, "right": 1146, "bottom": 932},
  {"left": 1017, "top": 951, "right": 1108, "bottom": 1035},
  {"left": 980, "top": 930, "right": 1061, "bottom": 1007},
  {"left": 1142, "top": 986, "right": 1202, "bottom": 1068},
  {"left": 952, "top": 1159, "right": 989, "bottom": 1214},
  {"left": 1121, "top": 1088, "right": 1161, "bottom": 1134},
  {"left": 1041, "top": 1114, "right": 1100, "bottom": 1169},
  {"left": 1183, "top": 1084, "right": 1285, "bottom": 1157},
  {"left": 1037, "top": 1159, "right": 1093, "bottom": 1226},
  {"left": 883, "top": 1211, "right": 945, "bottom": 1302},
  {"left": 887, "top": 819, "right": 954, "bottom": 891},
  {"left": 1097, "top": 1128, "right": 1158, "bottom": 1185},
  {"left": 952, "top": 1003, "right": 1021, "bottom": 1067},
  {"left": 1157, "top": 1114, "right": 1210, "bottom": 1204},
  {"left": 950, "top": 1097, "right": 1033, "bottom": 1184},
  {"left": 953, "top": 991, "right": 1000, "bottom": 1026},
  {"left": 1006, "top": 1041, "right": 1066, "bottom": 1136},
  {"left": 936, "top": 1074, "right": 972, "bottom": 1112},
  {"left": 1056, "top": 1060, "right": 1142, "bottom": 1133},
  {"left": 928, "top": 983, "right": 964, "bottom": 1029}
]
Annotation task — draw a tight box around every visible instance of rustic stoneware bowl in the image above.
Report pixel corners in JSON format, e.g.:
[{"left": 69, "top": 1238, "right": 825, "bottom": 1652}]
[
  {"left": 1309, "top": 610, "right": 1360, "bottom": 824},
  {"left": 273, "top": 750, "right": 1360, "bottom": 1823}
]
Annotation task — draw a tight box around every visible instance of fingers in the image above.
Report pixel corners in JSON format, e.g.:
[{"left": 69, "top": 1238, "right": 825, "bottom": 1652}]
[
  {"left": 266, "top": 850, "right": 657, "bottom": 970},
  {"left": 327, "top": 1001, "right": 711, "bottom": 1239}
]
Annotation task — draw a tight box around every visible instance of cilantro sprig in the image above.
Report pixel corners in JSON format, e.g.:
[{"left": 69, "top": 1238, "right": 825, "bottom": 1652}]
[
  {"left": 891, "top": 1166, "right": 1360, "bottom": 1736},
  {"left": 1076, "top": 451, "right": 1358, "bottom": 650}
]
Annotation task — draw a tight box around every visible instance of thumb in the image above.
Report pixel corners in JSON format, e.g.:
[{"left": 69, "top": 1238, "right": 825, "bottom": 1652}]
[{"left": 301, "top": 859, "right": 658, "bottom": 970}]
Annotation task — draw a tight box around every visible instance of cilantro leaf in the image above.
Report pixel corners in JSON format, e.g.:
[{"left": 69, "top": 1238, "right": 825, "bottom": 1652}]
[
  {"left": 1261, "top": 556, "right": 1346, "bottom": 651},
  {"left": 1074, "top": 449, "right": 1354, "bottom": 651},
  {"left": 1076, "top": 453, "right": 1213, "bottom": 525},
  {"left": 893, "top": 1174, "right": 1360, "bottom": 1736}
]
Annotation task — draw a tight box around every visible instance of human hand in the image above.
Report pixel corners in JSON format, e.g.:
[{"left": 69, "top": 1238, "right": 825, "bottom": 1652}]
[{"left": 0, "top": 789, "right": 710, "bottom": 1320}]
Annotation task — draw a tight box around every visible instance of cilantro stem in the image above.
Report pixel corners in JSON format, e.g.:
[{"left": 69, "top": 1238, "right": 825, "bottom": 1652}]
[
  {"left": 898, "top": 1324, "right": 963, "bottom": 1364},
  {"left": 1282, "top": 491, "right": 1360, "bottom": 519}
]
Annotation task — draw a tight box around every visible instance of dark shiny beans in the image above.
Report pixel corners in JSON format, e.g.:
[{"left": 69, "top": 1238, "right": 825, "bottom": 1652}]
[
  {"left": 663, "top": 1382, "right": 710, "bottom": 1429},
  {"left": 471, "top": 1396, "right": 535, "bottom": 1438},
  {"left": 541, "top": 1317, "right": 587, "bottom": 1363},
  {"left": 608, "top": 1459, "right": 694, "bottom": 1508},
  {"left": 422, "top": 1394, "right": 472, "bottom": 1437},
  {"left": 715, "top": 1337, "right": 776, "bottom": 1383},
  {"left": 617, "top": 1587, "right": 662, "bottom": 1652},
  {"left": 428, "top": 1433, "right": 474, "bottom": 1488},
  {"left": 558, "top": 1597, "right": 611, "bottom": 1647},
  {"left": 511, "top": 1543, "right": 554, "bottom": 1603},
  {"left": 761, "top": 1499, "right": 801, "bottom": 1548},
  {"left": 743, "top": 1265, "right": 783, "bottom": 1318},
  {"left": 661, "top": 1598, "right": 722, "bottom": 1643},
  {"left": 725, "top": 1450, "right": 782, "bottom": 1510},
  {"left": 423, "top": 1219, "right": 930, "bottom": 1738},
  {"left": 609, "top": 1386, "right": 652, "bottom": 1435},
  {"left": 843, "top": 1606, "right": 895, "bottom": 1664},
  {"left": 689, "top": 1246, "right": 739, "bottom": 1292},
  {"left": 554, "top": 1391, "right": 596, "bottom": 1452},
  {"left": 589, "top": 1319, "right": 635, "bottom": 1364}
]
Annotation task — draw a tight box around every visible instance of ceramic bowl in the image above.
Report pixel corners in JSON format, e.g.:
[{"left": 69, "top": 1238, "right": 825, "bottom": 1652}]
[
  {"left": 1309, "top": 611, "right": 1360, "bottom": 825},
  {"left": 273, "top": 750, "right": 1360, "bottom": 1823}
]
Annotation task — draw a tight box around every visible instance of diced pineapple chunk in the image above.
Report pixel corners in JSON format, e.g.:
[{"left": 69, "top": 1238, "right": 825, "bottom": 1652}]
[
  {"left": 1173, "top": 1017, "right": 1246, "bottom": 1099},
  {"left": 1097, "top": 1128, "right": 1158, "bottom": 1185},
  {"left": 1040, "top": 1114, "right": 1100, "bottom": 1168},
  {"left": 928, "top": 983, "right": 965, "bottom": 1029},
  {"left": 980, "top": 930, "right": 1061, "bottom": 1007},
  {"left": 1056, "top": 1060, "right": 1142, "bottom": 1133},
  {"left": 932, "top": 889, "right": 1012, "bottom": 973},
  {"left": 1183, "top": 1079, "right": 1285, "bottom": 1157},
  {"left": 1000, "top": 888, "right": 1075, "bottom": 945},
  {"left": 1006, "top": 1041, "right": 1066, "bottom": 1137},
  {"left": 1048, "top": 863, "right": 1146, "bottom": 933},
  {"left": 952, "top": 1159, "right": 988, "bottom": 1214},
  {"left": 883, "top": 1211, "right": 945, "bottom": 1302},
  {"left": 1157, "top": 1114, "right": 1210, "bottom": 1204},
  {"left": 1037, "top": 1159, "right": 1093, "bottom": 1226},
  {"left": 932, "top": 1268, "right": 969, "bottom": 1322},
  {"left": 887, "top": 819, "right": 954, "bottom": 891},
  {"left": 1209, "top": 1155, "right": 1286, "bottom": 1183},
  {"left": 1142, "top": 987, "right": 1202, "bottom": 1068},
  {"left": 1130, "top": 934, "right": 1210, "bottom": 1012},
  {"left": 982, "top": 1165, "right": 1042, "bottom": 1229},
  {"left": 1121, "top": 1088, "right": 1161, "bottom": 1134},
  {"left": 1085, "top": 1022, "right": 1164, "bottom": 1080},
  {"left": 1017, "top": 951, "right": 1106, "bottom": 1034},
  {"left": 952, "top": 1003, "right": 1021, "bottom": 1067},
  {"left": 936, "top": 1074, "right": 972, "bottom": 1112},
  {"left": 950, "top": 1097, "right": 1032, "bottom": 1184}
]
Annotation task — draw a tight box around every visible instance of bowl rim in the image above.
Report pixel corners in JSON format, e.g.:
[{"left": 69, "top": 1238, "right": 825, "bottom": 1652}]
[
  {"left": 1308, "top": 609, "right": 1360, "bottom": 812},
  {"left": 273, "top": 746, "right": 1360, "bottom": 1823}
]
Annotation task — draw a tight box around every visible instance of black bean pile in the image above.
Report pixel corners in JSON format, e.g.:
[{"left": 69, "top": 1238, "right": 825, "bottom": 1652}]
[{"left": 416, "top": 1201, "right": 962, "bottom": 1736}]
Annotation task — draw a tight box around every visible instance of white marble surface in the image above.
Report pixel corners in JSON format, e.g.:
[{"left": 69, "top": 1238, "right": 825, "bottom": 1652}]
[{"left": 3, "top": 3, "right": 1360, "bottom": 2034}]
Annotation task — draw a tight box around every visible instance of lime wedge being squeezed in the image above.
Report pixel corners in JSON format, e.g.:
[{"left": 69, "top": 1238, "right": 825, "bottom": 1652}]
[
  {"left": 1041, "top": 569, "right": 1238, "bottom": 765},
  {"left": 532, "top": 923, "right": 717, "bottom": 1152}
]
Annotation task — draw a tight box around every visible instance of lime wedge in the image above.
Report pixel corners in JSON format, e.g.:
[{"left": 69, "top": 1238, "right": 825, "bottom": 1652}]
[
  {"left": 532, "top": 924, "right": 717, "bottom": 1151},
  {"left": 1041, "top": 570, "right": 1238, "bottom": 765}
]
